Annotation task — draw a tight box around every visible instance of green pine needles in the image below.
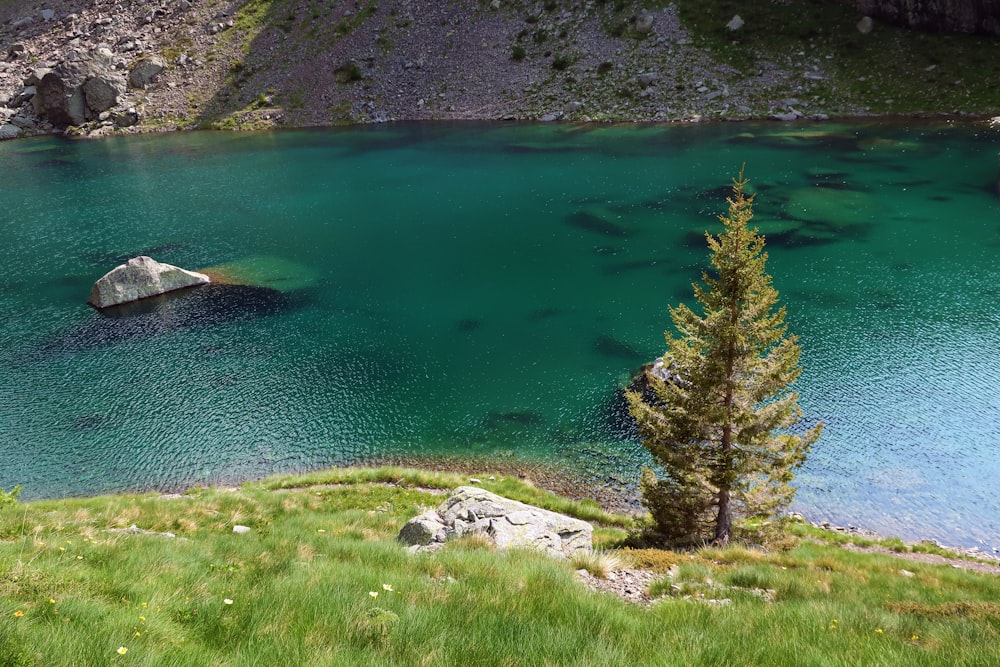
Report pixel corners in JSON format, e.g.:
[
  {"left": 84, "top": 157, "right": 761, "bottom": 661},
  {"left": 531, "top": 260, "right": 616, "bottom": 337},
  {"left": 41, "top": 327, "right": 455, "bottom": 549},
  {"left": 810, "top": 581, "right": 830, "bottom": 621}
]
[{"left": 627, "top": 168, "right": 822, "bottom": 546}]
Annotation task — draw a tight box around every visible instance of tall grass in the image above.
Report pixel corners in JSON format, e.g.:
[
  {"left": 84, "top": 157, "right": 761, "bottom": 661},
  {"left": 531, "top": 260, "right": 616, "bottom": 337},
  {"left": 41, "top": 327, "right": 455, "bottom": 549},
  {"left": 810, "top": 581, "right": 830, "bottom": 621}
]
[{"left": 0, "top": 467, "right": 997, "bottom": 665}]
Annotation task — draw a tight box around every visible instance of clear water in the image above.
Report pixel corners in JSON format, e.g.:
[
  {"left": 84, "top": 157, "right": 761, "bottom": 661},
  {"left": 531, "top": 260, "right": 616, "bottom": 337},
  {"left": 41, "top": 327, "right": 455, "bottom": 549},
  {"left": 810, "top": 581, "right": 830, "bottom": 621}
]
[{"left": 1, "top": 121, "right": 997, "bottom": 549}]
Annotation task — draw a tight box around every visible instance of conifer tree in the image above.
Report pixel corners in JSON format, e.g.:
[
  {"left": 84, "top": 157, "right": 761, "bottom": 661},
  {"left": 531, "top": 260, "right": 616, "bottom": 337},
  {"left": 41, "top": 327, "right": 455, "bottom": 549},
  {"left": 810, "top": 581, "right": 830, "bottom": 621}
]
[{"left": 627, "top": 169, "right": 822, "bottom": 545}]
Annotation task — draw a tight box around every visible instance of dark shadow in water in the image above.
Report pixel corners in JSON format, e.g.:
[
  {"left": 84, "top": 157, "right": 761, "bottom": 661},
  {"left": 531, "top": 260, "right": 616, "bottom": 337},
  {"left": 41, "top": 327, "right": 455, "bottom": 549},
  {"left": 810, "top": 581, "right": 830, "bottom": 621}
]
[
  {"left": 593, "top": 334, "right": 644, "bottom": 361},
  {"left": 456, "top": 318, "right": 484, "bottom": 332},
  {"left": 484, "top": 410, "right": 545, "bottom": 428},
  {"left": 526, "top": 307, "right": 560, "bottom": 321},
  {"left": 564, "top": 211, "right": 633, "bottom": 238},
  {"left": 31, "top": 283, "right": 304, "bottom": 357}
]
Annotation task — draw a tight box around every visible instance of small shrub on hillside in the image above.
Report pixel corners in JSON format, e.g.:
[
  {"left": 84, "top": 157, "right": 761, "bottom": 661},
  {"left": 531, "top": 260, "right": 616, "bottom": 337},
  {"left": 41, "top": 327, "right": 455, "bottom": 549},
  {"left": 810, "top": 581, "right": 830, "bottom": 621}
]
[
  {"left": 608, "top": 20, "right": 628, "bottom": 37},
  {"left": 552, "top": 54, "right": 573, "bottom": 71},
  {"left": 617, "top": 548, "right": 685, "bottom": 573},
  {"left": 349, "top": 606, "right": 399, "bottom": 648},
  {"left": 512, "top": 45, "right": 526, "bottom": 61},
  {"left": 0, "top": 486, "right": 21, "bottom": 509},
  {"left": 335, "top": 61, "right": 363, "bottom": 82},
  {"left": 911, "top": 540, "right": 958, "bottom": 558},
  {"left": 571, "top": 550, "right": 623, "bottom": 579},
  {"left": 882, "top": 537, "right": 908, "bottom": 552}
]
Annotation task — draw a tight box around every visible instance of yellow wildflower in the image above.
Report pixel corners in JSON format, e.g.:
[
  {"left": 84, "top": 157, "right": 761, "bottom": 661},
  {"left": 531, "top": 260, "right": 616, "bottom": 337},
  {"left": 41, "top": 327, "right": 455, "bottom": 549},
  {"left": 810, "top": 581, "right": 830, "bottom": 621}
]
[
  {"left": 48, "top": 599, "right": 56, "bottom": 604},
  {"left": 875, "top": 628, "right": 884, "bottom": 634},
  {"left": 382, "top": 584, "right": 393, "bottom": 592},
  {"left": 368, "top": 591, "right": 378, "bottom": 599},
  {"left": 223, "top": 599, "right": 234, "bottom": 605},
  {"left": 13, "top": 610, "right": 24, "bottom": 617},
  {"left": 116, "top": 646, "right": 128, "bottom": 655}
]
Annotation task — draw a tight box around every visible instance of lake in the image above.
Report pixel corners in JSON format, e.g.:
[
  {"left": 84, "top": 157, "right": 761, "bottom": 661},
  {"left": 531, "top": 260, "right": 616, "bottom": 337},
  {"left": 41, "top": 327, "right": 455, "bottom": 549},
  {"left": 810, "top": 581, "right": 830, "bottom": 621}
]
[{"left": 1, "top": 121, "right": 997, "bottom": 550}]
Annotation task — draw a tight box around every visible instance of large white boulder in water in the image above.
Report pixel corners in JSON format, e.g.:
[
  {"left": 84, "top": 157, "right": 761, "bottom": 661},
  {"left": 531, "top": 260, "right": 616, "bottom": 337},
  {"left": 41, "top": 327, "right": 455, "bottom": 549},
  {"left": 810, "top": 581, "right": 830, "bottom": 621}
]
[
  {"left": 88, "top": 256, "right": 210, "bottom": 308},
  {"left": 398, "top": 486, "right": 593, "bottom": 558}
]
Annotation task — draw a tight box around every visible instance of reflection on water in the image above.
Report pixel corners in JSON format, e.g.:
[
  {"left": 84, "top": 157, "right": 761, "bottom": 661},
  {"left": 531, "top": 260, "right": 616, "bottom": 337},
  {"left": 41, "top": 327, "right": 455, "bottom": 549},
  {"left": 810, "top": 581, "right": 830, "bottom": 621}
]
[{"left": 0, "top": 121, "right": 997, "bottom": 550}]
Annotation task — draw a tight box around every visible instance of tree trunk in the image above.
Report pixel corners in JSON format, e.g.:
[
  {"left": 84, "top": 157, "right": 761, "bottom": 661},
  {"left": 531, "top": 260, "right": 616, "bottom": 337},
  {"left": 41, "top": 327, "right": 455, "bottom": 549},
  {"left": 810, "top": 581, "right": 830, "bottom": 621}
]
[
  {"left": 715, "top": 334, "right": 736, "bottom": 546},
  {"left": 715, "top": 487, "right": 732, "bottom": 545}
]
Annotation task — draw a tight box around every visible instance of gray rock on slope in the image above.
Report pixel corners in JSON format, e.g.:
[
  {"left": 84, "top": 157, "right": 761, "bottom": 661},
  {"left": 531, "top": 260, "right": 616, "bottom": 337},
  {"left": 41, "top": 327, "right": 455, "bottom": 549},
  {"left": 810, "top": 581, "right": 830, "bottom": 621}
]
[
  {"left": 398, "top": 486, "right": 593, "bottom": 558},
  {"left": 30, "top": 48, "right": 125, "bottom": 127},
  {"left": 129, "top": 58, "right": 166, "bottom": 89},
  {"left": 88, "top": 256, "right": 210, "bottom": 308}
]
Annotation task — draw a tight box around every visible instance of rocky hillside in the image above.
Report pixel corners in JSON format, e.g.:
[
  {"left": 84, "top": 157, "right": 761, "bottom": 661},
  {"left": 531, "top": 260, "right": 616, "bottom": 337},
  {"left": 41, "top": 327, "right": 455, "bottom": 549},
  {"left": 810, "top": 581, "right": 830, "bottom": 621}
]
[{"left": 0, "top": 0, "right": 997, "bottom": 139}]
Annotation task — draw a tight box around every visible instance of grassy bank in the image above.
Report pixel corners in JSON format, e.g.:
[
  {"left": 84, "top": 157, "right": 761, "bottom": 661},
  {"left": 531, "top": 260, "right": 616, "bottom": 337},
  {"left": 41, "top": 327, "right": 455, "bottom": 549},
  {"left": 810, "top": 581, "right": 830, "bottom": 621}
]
[{"left": 1, "top": 467, "right": 998, "bottom": 666}]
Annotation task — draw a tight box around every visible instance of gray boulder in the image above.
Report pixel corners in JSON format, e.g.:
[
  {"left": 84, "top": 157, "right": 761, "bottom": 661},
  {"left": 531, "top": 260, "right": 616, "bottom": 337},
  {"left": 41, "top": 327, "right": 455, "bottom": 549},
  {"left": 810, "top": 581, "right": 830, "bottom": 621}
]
[
  {"left": 0, "top": 124, "right": 22, "bottom": 140},
  {"left": 398, "top": 486, "right": 593, "bottom": 558},
  {"left": 397, "top": 510, "right": 448, "bottom": 546},
  {"left": 81, "top": 76, "right": 119, "bottom": 113},
  {"left": 129, "top": 57, "right": 165, "bottom": 89},
  {"left": 88, "top": 256, "right": 211, "bottom": 309},
  {"left": 638, "top": 72, "right": 659, "bottom": 88},
  {"left": 32, "top": 49, "right": 124, "bottom": 127},
  {"left": 634, "top": 13, "right": 654, "bottom": 34}
]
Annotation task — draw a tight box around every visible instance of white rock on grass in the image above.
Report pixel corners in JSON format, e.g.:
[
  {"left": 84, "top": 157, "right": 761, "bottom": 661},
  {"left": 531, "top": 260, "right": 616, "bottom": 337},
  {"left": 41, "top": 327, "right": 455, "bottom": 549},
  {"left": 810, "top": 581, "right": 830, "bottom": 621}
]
[{"left": 398, "top": 486, "right": 593, "bottom": 558}]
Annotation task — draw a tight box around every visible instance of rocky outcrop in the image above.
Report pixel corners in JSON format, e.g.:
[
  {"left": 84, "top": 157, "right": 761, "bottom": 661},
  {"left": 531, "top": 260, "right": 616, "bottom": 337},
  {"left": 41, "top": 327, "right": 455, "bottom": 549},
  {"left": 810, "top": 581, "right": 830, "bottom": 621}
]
[
  {"left": 88, "top": 256, "right": 210, "bottom": 309},
  {"left": 398, "top": 486, "right": 593, "bottom": 558},
  {"left": 30, "top": 47, "right": 125, "bottom": 127}
]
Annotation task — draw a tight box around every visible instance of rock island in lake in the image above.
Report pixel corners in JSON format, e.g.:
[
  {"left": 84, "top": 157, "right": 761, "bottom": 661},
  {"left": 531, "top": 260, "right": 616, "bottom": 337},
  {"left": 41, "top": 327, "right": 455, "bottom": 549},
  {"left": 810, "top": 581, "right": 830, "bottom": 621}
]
[{"left": 88, "top": 256, "right": 210, "bottom": 309}]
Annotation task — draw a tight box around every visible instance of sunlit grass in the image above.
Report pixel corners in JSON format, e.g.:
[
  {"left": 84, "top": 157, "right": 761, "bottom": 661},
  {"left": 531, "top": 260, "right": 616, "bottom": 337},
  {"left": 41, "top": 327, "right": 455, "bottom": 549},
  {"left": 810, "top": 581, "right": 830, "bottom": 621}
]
[{"left": 0, "top": 466, "right": 997, "bottom": 666}]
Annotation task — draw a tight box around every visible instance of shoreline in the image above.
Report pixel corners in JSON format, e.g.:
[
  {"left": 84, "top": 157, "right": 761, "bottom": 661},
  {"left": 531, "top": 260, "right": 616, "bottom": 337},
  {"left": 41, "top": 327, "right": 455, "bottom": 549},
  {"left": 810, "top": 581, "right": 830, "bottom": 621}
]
[
  {"left": 378, "top": 456, "right": 1000, "bottom": 564},
  {"left": 2, "top": 109, "right": 997, "bottom": 149},
  {"left": 64, "top": 453, "right": 993, "bottom": 565}
]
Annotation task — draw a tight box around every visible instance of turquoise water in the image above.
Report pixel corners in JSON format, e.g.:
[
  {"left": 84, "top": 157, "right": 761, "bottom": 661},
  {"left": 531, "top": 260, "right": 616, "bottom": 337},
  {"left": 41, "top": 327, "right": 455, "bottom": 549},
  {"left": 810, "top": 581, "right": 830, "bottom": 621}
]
[{"left": 1, "top": 122, "right": 997, "bottom": 549}]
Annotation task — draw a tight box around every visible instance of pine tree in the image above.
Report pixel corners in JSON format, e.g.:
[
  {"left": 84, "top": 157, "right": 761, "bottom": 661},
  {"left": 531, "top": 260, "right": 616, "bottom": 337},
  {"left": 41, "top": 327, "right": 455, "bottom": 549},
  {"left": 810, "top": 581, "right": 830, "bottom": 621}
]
[{"left": 627, "top": 169, "right": 822, "bottom": 546}]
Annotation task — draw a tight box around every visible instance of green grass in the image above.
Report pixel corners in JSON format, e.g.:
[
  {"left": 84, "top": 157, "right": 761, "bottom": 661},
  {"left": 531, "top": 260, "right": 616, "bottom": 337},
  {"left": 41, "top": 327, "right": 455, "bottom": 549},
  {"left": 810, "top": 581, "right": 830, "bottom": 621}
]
[
  {"left": 1, "top": 467, "right": 998, "bottom": 665},
  {"left": 674, "top": 0, "right": 1000, "bottom": 115}
]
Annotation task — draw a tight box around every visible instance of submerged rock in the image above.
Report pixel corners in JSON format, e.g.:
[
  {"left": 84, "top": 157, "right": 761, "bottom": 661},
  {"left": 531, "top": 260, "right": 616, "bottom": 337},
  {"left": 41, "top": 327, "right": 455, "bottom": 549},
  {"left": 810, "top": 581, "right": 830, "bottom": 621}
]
[
  {"left": 784, "top": 187, "right": 878, "bottom": 227},
  {"left": 593, "top": 334, "right": 643, "bottom": 361},
  {"left": 88, "top": 256, "right": 210, "bottom": 308},
  {"left": 398, "top": 486, "right": 593, "bottom": 558},
  {"left": 199, "top": 255, "right": 318, "bottom": 292},
  {"left": 564, "top": 211, "right": 632, "bottom": 238}
]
